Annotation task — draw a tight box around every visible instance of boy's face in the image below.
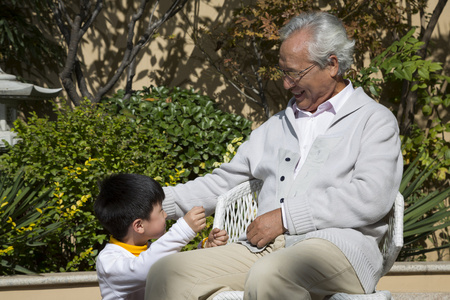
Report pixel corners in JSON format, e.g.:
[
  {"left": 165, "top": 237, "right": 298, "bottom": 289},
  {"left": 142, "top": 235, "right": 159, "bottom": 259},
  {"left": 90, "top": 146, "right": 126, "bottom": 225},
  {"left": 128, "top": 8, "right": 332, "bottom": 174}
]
[{"left": 142, "top": 202, "right": 167, "bottom": 240}]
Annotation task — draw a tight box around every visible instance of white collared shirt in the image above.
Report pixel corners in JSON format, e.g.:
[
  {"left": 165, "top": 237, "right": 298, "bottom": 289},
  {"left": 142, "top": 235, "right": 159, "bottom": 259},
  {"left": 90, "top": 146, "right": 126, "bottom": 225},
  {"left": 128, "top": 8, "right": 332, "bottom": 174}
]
[{"left": 293, "top": 80, "right": 354, "bottom": 177}]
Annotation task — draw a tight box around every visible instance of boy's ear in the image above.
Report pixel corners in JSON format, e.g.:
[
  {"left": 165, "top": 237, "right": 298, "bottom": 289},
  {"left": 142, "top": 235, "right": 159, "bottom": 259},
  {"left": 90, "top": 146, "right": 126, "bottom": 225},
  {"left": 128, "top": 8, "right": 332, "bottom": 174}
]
[{"left": 132, "top": 219, "right": 145, "bottom": 233}]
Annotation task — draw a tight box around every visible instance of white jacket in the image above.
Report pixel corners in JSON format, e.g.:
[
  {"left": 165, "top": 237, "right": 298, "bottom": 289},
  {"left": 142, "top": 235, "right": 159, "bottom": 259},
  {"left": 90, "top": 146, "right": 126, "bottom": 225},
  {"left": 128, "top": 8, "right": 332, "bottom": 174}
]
[{"left": 96, "top": 217, "right": 195, "bottom": 300}]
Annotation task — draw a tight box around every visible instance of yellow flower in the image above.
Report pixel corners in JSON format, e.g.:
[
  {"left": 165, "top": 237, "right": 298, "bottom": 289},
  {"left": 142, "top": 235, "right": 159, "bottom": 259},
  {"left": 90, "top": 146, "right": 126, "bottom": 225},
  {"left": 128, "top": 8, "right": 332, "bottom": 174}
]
[
  {"left": 36, "top": 208, "right": 43, "bottom": 214},
  {"left": 7, "top": 217, "right": 16, "bottom": 227},
  {"left": 85, "top": 157, "right": 97, "bottom": 166},
  {"left": 0, "top": 246, "right": 14, "bottom": 256},
  {"left": 1, "top": 202, "right": 8, "bottom": 208}
]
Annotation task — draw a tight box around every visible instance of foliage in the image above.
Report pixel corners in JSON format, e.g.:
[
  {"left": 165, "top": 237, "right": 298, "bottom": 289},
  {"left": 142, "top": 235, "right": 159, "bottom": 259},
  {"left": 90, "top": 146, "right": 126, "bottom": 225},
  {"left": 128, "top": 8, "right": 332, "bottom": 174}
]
[
  {"left": 0, "top": 0, "right": 65, "bottom": 74},
  {"left": 0, "top": 98, "right": 182, "bottom": 273},
  {"left": 0, "top": 87, "right": 251, "bottom": 274},
  {"left": 192, "top": 0, "right": 413, "bottom": 118},
  {"left": 0, "top": 169, "right": 61, "bottom": 275},
  {"left": 399, "top": 152, "right": 450, "bottom": 260},
  {"left": 354, "top": 28, "right": 450, "bottom": 134},
  {"left": 399, "top": 123, "right": 450, "bottom": 261},
  {"left": 401, "top": 124, "right": 450, "bottom": 183},
  {"left": 102, "top": 86, "right": 252, "bottom": 180}
]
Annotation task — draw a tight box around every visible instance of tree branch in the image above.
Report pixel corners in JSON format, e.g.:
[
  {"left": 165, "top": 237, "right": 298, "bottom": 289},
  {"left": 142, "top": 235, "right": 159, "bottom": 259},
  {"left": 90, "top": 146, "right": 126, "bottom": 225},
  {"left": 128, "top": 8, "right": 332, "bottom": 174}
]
[
  {"left": 96, "top": 0, "right": 189, "bottom": 102},
  {"left": 418, "top": 0, "right": 448, "bottom": 59}
]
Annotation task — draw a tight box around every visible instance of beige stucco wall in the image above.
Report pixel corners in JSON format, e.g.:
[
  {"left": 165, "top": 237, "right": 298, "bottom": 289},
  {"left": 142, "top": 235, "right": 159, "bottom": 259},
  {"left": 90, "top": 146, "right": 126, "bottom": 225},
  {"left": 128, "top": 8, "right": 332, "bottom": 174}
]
[
  {"left": 11, "top": 1, "right": 449, "bottom": 126},
  {"left": 83, "top": 0, "right": 449, "bottom": 125},
  {"left": 0, "top": 286, "right": 101, "bottom": 300},
  {"left": 76, "top": 0, "right": 273, "bottom": 126}
]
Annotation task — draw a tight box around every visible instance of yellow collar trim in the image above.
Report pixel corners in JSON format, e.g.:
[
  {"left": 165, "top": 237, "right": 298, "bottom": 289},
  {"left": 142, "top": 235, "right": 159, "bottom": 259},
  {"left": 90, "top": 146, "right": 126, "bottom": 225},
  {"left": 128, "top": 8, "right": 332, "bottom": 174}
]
[{"left": 109, "top": 236, "right": 147, "bottom": 257}]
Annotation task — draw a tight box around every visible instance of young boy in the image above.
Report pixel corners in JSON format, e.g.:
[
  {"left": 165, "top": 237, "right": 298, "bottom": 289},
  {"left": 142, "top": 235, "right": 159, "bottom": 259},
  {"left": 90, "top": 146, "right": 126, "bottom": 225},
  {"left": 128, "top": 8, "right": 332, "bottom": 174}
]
[{"left": 94, "top": 173, "right": 228, "bottom": 300}]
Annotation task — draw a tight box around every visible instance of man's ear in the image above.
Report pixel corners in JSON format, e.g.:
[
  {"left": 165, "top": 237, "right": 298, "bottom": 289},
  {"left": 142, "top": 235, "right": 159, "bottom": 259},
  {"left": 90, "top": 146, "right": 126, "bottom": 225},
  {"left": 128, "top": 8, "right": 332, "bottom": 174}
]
[
  {"left": 132, "top": 219, "right": 144, "bottom": 234},
  {"left": 328, "top": 55, "right": 340, "bottom": 77}
]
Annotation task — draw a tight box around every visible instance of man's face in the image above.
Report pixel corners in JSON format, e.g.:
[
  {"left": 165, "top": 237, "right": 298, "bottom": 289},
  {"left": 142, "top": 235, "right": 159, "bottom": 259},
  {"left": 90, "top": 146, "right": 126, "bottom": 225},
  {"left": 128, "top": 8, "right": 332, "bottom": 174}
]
[{"left": 278, "top": 30, "right": 340, "bottom": 113}]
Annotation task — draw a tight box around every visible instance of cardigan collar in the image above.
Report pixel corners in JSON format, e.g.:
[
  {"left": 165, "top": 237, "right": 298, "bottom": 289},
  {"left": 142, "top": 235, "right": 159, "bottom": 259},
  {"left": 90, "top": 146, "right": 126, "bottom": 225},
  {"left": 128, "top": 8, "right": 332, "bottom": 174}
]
[{"left": 285, "top": 87, "right": 373, "bottom": 131}]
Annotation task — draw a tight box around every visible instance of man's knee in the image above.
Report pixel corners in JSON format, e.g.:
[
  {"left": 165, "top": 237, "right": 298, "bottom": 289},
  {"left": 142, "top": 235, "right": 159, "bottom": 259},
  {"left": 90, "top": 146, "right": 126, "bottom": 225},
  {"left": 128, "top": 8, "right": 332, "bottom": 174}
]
[{"left": 245, "top": 253, "right": 281, "bottom": 289}]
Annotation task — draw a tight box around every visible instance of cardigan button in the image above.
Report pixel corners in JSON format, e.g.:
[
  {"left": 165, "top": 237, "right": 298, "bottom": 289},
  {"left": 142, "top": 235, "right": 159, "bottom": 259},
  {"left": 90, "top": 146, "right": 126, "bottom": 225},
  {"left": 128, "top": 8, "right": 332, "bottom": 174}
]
[
  {"left": 280, "top": 176, "right": 285, "bottom": 181},
  {"left": 280, "top": 198, "right": 284, "bottom": 203},
  {"left": 285, "top": 157, "right": 291, "bottom": 162}
]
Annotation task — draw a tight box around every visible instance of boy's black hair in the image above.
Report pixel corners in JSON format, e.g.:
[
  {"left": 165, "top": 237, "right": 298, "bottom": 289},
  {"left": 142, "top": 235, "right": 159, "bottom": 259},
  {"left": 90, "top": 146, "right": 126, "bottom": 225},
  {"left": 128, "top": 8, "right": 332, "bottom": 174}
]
[{"left": 94, "top": 173, "right": 164, "bottom": 241}]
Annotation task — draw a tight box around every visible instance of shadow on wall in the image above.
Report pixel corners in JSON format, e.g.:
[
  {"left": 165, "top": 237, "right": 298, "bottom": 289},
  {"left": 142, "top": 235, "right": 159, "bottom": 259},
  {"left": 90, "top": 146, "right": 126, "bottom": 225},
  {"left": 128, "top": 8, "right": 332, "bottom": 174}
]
[{"left": 4, "top": 0, "right": 450, "bottom": 128}]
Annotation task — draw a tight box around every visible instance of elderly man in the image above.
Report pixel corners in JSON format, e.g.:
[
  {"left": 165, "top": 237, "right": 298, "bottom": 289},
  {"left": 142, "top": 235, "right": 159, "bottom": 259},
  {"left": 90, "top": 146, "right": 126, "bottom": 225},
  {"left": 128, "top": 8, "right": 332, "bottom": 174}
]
[{"left": 145, "top": 11, "right": 403, "bottom": 300}]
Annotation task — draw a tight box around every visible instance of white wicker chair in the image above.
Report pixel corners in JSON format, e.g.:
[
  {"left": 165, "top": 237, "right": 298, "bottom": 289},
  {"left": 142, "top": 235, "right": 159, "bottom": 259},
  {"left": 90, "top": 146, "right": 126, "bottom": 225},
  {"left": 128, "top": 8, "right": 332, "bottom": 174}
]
[{"left": 212, "top": 179, "right": 404, "bottom": 300}]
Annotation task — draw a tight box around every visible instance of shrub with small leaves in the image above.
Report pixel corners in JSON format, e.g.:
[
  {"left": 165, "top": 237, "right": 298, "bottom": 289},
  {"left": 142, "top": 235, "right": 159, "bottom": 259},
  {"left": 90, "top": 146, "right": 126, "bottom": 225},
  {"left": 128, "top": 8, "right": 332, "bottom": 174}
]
[{"left": 102, "top": 86, "right": 253, "bottom": 180}]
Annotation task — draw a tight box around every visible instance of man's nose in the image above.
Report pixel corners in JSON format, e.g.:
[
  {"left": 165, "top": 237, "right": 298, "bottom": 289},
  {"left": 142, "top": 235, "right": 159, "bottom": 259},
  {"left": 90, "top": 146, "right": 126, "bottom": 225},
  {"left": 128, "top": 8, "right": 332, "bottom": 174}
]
[{"left": 283, "top": 77, "right": 295, "bottom": 90}]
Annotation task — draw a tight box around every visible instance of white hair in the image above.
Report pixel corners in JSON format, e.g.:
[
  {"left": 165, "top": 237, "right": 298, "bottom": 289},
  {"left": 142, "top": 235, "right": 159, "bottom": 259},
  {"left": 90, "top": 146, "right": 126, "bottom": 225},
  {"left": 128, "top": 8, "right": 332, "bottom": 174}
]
[{"left": 279, "top": 12, "right": 355, "bottom": 75}]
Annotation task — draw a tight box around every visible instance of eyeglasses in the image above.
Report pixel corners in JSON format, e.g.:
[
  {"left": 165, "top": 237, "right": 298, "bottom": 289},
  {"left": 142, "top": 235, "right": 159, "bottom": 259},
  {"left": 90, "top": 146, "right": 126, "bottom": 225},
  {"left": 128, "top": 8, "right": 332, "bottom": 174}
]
[{"left": 276, "top": 64, "right": 316, "bottom": 82}]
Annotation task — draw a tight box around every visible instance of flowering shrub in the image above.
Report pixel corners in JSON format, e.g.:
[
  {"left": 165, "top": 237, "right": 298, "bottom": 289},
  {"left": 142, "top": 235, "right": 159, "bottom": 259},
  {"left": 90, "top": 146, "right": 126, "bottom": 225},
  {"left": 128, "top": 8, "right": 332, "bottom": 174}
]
[{"left": 0, "top": 87, "right": 251, "bottom": 274}]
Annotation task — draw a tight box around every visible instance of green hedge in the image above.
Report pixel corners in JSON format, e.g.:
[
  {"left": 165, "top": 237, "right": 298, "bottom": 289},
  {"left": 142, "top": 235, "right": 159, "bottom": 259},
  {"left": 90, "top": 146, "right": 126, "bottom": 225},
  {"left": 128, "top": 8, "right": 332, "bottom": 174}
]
[
  {"left": 103, "top": 86, "right": 252, "bottom": 179},
  {"left": 0, "top": 86, "right": 252, "bottom": 274}
]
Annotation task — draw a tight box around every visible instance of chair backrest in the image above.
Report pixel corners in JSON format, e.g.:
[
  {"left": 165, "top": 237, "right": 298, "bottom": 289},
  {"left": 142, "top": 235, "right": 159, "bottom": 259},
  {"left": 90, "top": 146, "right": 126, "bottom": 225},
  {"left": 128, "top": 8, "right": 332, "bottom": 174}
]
[
  {"left": 213, "top": 179, "right": 263, "bottom": 243},
  {"left": 213, "top": 180, "right": 404, "bottom": 276},
  {"left": 380, "top": 192, "right": 404, "bottom": 276}
]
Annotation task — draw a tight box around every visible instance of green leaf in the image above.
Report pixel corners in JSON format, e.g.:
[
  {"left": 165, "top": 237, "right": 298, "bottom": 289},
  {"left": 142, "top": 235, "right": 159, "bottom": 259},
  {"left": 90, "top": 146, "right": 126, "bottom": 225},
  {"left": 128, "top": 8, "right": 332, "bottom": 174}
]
[
  {"left": 422, "top": 105, "right": 432, "bottom": 115},
  {"left": 417, "top": 67, "right": 430, "bottom": 80}
]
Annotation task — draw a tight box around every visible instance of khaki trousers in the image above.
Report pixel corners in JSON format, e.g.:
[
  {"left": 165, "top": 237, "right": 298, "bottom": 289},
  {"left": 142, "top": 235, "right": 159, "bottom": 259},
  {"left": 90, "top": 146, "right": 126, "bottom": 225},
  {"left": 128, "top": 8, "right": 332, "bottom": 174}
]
[{"left": 145, "top": 237, "right": 364, "bottom": 300}]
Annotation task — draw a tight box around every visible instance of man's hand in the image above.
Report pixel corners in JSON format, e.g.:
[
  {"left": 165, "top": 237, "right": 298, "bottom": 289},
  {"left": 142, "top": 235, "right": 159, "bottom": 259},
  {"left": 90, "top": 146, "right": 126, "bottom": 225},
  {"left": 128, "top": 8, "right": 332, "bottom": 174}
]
[
  {"left": 184, "top": 206, "right": 206, "bottom": 233},
  {"left": 246, "top": 208, "right": 286, "bottom": 248}
]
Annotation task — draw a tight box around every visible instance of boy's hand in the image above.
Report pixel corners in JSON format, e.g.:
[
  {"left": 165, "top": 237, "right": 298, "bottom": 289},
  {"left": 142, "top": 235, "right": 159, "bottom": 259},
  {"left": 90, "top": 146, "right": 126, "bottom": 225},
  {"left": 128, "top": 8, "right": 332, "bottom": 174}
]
[
  {"left": 205, "top": 228, "right": 229, "bottom": 248},
  {"left": 184, "top": 206, "right": 206, "bottom": 233}
]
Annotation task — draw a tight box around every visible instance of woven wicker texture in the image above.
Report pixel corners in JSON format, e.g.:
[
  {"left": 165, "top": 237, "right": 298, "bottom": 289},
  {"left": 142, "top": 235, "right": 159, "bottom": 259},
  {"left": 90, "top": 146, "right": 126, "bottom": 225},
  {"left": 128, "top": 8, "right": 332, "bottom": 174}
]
[
  {"left": 212, "top": 179, "right": 263, "bottom": 243},
  {"left": 212, "top": 291, "right": 244, "bottom": 300}
]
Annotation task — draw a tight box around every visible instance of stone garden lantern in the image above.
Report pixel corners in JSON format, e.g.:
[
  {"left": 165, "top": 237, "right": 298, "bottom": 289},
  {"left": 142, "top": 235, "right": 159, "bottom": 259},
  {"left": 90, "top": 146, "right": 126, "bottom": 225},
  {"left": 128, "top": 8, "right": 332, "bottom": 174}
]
[{"left": 0, "top": 68, "right": 62, "bottom": 148}]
